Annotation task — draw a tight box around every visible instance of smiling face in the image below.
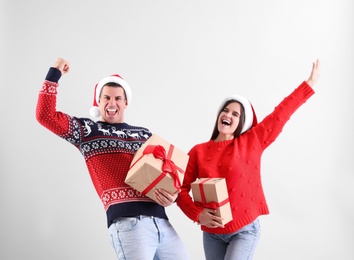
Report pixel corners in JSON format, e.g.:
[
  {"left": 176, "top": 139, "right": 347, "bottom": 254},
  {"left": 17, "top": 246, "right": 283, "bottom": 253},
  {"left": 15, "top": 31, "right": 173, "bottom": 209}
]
[
  {"left": 98, "top": 85, "right": 127, "bottom": 124},
  {"left": 215, "top": 102, "right": 242, "bottom": 141}
]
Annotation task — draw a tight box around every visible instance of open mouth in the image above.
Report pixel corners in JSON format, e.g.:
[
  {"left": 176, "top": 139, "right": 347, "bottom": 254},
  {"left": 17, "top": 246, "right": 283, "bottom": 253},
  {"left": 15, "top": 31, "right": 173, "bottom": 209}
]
[
  {"left": 106, "top": 108, "right": 117, "bottom": 116},
  {"left": 221, "top": 119, "right": 231, "bottom": 126}
]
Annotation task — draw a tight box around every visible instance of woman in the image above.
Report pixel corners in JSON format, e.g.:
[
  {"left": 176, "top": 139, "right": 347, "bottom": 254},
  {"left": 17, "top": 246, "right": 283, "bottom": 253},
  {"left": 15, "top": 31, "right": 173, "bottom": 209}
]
[{"left": 177, "top": 60, "right": 320, "bottom": 260}]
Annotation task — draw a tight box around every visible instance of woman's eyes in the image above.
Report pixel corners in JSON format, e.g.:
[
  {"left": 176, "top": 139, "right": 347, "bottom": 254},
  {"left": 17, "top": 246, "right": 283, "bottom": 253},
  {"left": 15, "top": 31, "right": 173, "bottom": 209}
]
[
  {"left": 223, "top": 109, "right": 240, "bottom": 117},
  {"left": 233, "top": 112, "right": 240, "bottom": 117}
]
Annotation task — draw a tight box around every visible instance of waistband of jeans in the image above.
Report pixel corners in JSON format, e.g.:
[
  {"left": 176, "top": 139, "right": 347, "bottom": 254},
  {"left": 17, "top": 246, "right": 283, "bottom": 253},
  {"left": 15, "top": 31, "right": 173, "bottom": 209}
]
[
  {"left": 113, "top": 215, "right": 155, "bottom": 222},
  {"left": 137, "top": 215, "right": 155, "bottom": 220}
]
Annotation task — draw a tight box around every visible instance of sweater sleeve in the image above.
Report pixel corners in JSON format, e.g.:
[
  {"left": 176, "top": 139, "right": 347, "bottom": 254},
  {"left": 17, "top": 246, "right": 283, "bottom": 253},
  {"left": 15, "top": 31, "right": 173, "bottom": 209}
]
[
  {"left": 35, "top": 68, "right": 72, "bottom": 136},
  {"left": 176, "top": 146, "right": 204, "bottom": 223},
  {"left": 252, "top": 81, "right": 315, "bottom": 150}
]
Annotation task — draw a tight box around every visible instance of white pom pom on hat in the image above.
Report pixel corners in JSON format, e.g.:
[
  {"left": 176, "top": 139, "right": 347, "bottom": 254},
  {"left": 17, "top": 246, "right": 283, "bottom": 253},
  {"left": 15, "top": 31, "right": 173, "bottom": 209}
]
[
  {"left": 217, "top": 95, "right": 257, "bottom": 134},
  {"left": 89, "top": 74, "right": 132, "bottom": 118}
]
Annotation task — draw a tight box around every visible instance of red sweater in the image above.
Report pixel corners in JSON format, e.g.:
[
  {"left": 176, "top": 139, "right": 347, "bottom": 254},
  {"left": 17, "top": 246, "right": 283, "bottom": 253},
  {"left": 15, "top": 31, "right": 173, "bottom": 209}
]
[
  {"left": 36, "top": 69, "right": 168, "bottom": 227},
  {"left": 177, "top": 81, "right": 314, "bottom": 234}
]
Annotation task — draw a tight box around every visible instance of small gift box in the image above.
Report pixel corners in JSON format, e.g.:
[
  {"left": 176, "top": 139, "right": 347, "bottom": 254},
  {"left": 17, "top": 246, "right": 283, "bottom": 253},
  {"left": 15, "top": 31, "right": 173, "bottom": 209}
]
[
  {"left": 191, "top": 178, "right": 232, "bottom": 225},
  {"left": 125, "top": 134, "right": 189, "bottom": 202}
]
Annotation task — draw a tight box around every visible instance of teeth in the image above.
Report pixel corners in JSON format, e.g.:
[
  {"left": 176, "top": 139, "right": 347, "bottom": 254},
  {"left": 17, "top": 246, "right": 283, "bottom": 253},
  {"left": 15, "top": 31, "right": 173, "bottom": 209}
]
[
  {"left": 107, "top": 109, "right": 116, "bottom": 112},
  {"left": 222, "top": 120, "right": 231, "bottom": 126}
]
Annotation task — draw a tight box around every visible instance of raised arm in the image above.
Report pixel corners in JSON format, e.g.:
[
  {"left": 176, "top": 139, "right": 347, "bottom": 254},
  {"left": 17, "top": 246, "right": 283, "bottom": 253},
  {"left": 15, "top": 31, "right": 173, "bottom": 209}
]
[
  {"left": 36, "top": 58, "right": 72, "bottom": 136},
  {"left": 252, "top": 60, "right": 320, "bottom": 150}
]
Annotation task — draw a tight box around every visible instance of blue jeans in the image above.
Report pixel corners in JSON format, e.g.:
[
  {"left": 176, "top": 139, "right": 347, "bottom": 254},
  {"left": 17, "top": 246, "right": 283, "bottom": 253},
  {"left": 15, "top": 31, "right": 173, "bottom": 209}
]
[
  {"left": 108, "top": 216, "right": 189, "bottom": 260},
  {"left": 203, "top": 219, "right": 261, "bottom": 260}
]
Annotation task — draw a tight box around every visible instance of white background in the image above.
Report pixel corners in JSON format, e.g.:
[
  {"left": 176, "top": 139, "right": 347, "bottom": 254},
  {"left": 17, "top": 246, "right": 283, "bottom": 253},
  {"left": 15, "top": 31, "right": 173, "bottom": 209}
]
[{"left": 1, "top": 0, "right": 353, "bottom": 259}]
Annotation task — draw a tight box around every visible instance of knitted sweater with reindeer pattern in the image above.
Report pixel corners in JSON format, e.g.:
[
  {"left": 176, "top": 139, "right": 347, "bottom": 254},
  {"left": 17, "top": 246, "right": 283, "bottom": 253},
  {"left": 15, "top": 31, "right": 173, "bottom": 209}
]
[{"left": 36, "top": 68, "right": 168, "bottom": 227}]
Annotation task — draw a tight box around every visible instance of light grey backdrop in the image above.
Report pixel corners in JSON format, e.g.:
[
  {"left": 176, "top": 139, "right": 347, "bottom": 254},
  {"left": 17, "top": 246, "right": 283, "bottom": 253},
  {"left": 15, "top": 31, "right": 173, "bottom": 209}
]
[{"left": 1, "top": 0, "right": 353, "bottom": 259}]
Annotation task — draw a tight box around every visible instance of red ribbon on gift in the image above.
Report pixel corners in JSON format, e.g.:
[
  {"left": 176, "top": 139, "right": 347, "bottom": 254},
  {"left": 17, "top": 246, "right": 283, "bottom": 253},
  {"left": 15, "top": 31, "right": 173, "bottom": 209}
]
[
  {"left": 195, "top": 199, "right": 229, "bottom": 210},
  {"left": 195, "top": 178, "right": 229, "bottom": 210},
  {"left": 137, "top": 145, "right": 184, "bottom": 195}
]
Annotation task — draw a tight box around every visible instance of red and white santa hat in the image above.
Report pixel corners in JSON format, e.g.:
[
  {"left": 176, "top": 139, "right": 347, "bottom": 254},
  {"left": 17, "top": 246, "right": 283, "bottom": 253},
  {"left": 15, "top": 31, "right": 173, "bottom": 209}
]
[
  {"left": 89, "top": 74, "right": 132, "bottom": 118},
  {"left": 217, "top": 95, "right": 258, "bottom": 134}
]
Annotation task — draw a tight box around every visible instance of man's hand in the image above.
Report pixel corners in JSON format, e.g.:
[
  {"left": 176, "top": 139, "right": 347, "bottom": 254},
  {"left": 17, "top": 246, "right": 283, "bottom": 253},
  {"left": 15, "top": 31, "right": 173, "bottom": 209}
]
[
  {"left": 154, "top": 189, "right": 177, "bottom": 207},
  {"left": 54, "top": 58, "right": 70, "bottom": 75}
]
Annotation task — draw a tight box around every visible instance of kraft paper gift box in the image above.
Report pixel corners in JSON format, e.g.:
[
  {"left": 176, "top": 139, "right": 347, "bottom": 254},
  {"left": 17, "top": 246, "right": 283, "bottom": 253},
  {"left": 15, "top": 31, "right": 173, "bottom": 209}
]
[
  {"left": 125, "top": 134, "right": 189, "bottom": 202},
  {"left": 191, "top": 178, "right": 233, "bottom": 225}
]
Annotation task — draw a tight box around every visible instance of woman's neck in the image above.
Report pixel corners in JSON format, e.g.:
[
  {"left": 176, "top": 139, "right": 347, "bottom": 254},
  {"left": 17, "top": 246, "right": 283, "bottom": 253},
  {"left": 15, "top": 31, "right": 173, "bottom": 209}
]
[{"left": 214, "top": 133, "right": 234, "bottom": 142}]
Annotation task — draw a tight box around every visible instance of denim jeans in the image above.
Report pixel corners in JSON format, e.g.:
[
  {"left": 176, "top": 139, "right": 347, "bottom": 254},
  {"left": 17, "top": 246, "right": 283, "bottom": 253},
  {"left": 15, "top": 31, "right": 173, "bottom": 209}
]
[
  {"left": 108, "top": 216, "right": 189, "bottom": 260},
  {"left": 203, "top": 219, "right": 261, "bottom": 260}
]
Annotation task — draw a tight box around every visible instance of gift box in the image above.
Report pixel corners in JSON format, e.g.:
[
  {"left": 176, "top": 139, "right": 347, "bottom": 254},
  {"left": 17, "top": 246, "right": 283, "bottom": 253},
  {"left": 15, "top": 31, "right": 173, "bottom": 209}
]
[
  {"left": 125, "top": 134, "right": 189, "bottom": 202},
  {"left": 191, "top": 178, "right": 232, "bottom": 225}
]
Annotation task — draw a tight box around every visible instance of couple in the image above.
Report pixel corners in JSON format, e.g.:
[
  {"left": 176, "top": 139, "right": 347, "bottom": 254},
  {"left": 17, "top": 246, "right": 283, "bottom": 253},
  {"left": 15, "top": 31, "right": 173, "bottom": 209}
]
[{"left": 36, "top": 58, "right": 320, "bottom": 260}]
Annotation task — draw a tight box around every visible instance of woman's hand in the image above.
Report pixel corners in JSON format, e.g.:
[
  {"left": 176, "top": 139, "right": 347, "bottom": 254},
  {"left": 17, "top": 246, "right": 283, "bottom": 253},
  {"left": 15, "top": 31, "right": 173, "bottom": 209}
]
[
  {"left": 306, "top": 59, "right": 320, "bottom": 87},
  {"left": 198, "top": 208, "right": 225, "bottom": 228},
  {"left": 154, "top": 189, "right": 177, "bottom": 207}
]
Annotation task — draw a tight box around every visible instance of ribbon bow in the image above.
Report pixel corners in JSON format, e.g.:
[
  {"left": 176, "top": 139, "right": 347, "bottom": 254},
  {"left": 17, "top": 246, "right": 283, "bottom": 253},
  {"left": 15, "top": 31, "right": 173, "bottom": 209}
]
[{"left": 143, "top": 145, "right": 184, "bottom": 191}]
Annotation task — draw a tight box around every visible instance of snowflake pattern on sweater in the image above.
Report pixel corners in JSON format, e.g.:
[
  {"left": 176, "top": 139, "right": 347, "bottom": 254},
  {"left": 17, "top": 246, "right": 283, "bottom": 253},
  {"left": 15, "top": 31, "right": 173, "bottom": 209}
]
[{"left": 36, "top": 80, "right": 154, "bottom": 211}]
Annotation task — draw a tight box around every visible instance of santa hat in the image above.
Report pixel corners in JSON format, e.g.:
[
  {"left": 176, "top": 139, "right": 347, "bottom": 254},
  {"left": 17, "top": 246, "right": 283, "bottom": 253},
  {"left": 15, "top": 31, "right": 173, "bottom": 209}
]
[
  {"left": 89, "top": 74, "right": 132, "bottom": 118},
  {"left": 217, "top": 95, "right": 258, "bottom": 134}
]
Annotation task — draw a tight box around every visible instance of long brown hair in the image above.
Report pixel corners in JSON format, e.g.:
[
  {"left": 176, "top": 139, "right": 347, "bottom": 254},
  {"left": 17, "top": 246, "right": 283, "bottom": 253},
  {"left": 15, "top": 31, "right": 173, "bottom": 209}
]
[{"left": 210, "top": 100, "right": 245, "bottom": 140}]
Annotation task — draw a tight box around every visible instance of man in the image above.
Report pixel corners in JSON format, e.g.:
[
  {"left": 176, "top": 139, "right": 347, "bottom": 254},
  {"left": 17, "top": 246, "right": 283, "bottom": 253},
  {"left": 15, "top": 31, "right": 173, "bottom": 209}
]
[{"left": 36, "top": 58, "right": 189, "bottom": 259}]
